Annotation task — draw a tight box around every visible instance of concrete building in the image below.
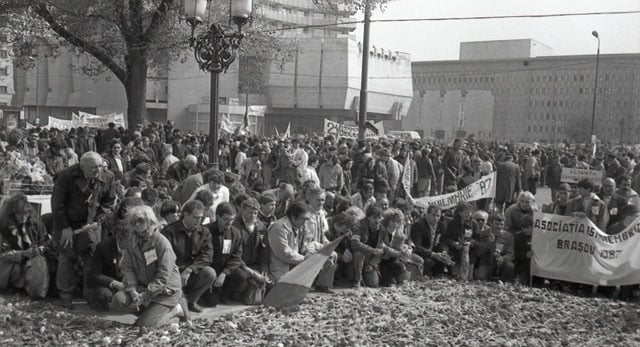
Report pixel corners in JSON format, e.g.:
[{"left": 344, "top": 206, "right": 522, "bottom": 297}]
[
  {"left": 8, "top": 46, "right": 238, "bottom": 132},
  {"left": 408, "top": 39, "right": 640, "bottom": 144},
  {"left": 7, "top": 1, "right": 409, "bottom": 137},
  {"left": 0, "top": 43, "right": 12, "bottom": 106},
  {"left": 256, "top": 0, "right": 356, "bottom": 39},
  {"left": 460, "top": 39, "right": 553, "bottom": 61},
  {"left": 264, "top": 37, "right": 413, "bottom": 135}
]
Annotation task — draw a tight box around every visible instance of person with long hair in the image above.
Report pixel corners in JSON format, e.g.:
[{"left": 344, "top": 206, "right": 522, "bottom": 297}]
[
  {"left": 377, "top": 208, "right": 411, "bottom": 286},
  {"left": 116, "top": 205, "right": 187, "bottom": 326},
  {"left": 0, "top": 194, "right": 51, "bottom": 298}
]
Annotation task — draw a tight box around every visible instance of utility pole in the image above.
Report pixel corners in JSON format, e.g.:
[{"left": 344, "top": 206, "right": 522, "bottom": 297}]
[{"left": 357, "top": 0, "right": 371, "bottom": 140}]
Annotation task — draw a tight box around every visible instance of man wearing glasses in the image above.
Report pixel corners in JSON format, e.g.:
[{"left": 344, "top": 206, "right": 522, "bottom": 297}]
[{"left": 161, "top": 200, "right": 216, "bottom": 313}]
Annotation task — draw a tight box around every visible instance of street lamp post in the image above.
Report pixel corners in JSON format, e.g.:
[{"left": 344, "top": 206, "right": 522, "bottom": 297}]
[
  {"left": 184, "top": 0, "right": 252, "bottom": 168},
  {"left": 590, "top": 30, "right": 600, "bottom": 140},
  {"left": 357, "top": 0, "right": 371, "bottom": 140}
]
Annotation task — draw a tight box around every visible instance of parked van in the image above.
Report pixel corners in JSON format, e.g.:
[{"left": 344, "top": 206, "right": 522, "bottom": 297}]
[{"left": 387, "top": 131, "right": 421, "bottom": 140}]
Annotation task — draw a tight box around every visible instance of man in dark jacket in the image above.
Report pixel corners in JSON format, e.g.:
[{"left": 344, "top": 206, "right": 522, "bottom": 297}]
[
  {"left": 165, "top": 155, "right": 199, "bottom": 184},
  {"left": 211, "top": 201, "right": 269, "bottom": 304},
  {"left": 410, "top": 205, "right": 446, "bottom": 276},
  {"left": 52, "top": 152, "right": 118, "bottom": 309},
  {"left": 495, "top": 153, "right": 522, "bottom": 213},
  {"left": 85, "top": 234, "right": 124, "bottom": 312},
  {"left": 161, "top": 200, "right": 216, "bottom": 312},
  {"left": 351, "top": 205, "right": 385, "bottom": 288}
]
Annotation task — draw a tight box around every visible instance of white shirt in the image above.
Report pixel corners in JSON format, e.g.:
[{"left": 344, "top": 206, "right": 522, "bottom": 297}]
[
  {"left": 114, "top": 157, "right": 123, "bottom": 173},
  {"left": 187, "top": 184, "right": 230, "bottom": 223}
]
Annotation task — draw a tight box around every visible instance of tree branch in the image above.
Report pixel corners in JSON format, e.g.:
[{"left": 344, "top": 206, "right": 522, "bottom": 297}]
[
  {"left": 115, "top": 0, "right": 133, "bottom": 43},
  {"left": 34, "top": 3, "right": 128, "bottom": 84},
  {"left": 144, "top": 0, "right": 174, "bottom": 41}
]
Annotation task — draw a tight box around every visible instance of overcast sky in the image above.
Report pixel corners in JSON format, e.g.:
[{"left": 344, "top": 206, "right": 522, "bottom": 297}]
[{"left": 351, "top": 0, "right": 640, "bottom": 61}]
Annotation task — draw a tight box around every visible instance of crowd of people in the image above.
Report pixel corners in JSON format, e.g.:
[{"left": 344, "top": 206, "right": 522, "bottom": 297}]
[{"left": 1, "top": 120, "right": 640, "bottom": 327}]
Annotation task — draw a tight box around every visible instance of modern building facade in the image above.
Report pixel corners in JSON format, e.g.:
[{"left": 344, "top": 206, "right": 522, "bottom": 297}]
[
  {"left": 407, "top": 40, "right": 640, "bottom": 144},
  {"left": 264, "top": 36, "right": 413, "bottom": 135},
  {"left": 256, "top": 0, "right": 356, "bottom": 39},
  {"left": 0, "top": 43, "right": 12, "bottom": 106}
]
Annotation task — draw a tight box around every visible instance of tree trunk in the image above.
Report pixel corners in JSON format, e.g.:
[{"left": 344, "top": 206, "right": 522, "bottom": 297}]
[{"left": 125, "top": 48, "right": 148, "bottom": 130}]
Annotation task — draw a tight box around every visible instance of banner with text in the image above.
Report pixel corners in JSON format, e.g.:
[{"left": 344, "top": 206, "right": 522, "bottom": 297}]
[
  {"left": 561, "top": 167, "right": 604, "bottom": 185},
  {"left": 47, "top": 116, "right": 74, "bottom": 129},
  {"left": 532, "top": 212, "right": 640, "bottom": 286},
  {"left": 75, "top": 111, "right": 127, "bottom": 129},
  {"left": 413, "top": 172, "right": 496, "bottom": 209},
  {"left": 323, "top": 119, "right": 376, "bottom": 139}
]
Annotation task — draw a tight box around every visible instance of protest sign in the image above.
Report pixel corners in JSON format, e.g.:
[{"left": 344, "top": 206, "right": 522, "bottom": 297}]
[
  {"left": 47, "top": 116, "right": 74, "bottom": 129},
  {"left": 560, "top": 167, "right": 604, "bottom": 185},
  {"left": 413, "top": 172, "right": 496, "bottom": 210},
  {"left": 323, "top": 119, "right": 376, "bottom": 139},
  {"left": 401, "top": 154, "right": 412, "bottom": 198},
  {"left": 76, "top": 111, "right": 127, "bottom": 128},
  {"left": 531, "top": 212, "right": 640, "bottom": 286}
]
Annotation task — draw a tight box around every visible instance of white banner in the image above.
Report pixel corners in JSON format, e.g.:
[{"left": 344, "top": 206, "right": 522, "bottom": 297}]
[
  {"left": 532, "top": 212, "right": 640, "bottom": 286},
  {"left": 561, "top": 167, "right": 604, "bottom": 185},
  {"left": 76, "top": 111, "right": 126, "bottom": 129},
  {"left": 413, "top": 172, "right": 496, "bottom": 209},
  {"left": 47, "top": 116, "right": 74, "bottom": 129},
  {"left": 323, "top": 119, "right": 376, "bottom": 139}
]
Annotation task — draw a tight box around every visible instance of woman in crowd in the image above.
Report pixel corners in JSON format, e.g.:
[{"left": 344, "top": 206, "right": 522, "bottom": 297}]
[
  {"left": 117, "top": 205, "right": 187, "bottom": 327},
  {"left": 104, "top": 139, "right": 130, "bottom": 182},
  {"left": 0, "top": 194, "right": 52, "bottom": 298}
]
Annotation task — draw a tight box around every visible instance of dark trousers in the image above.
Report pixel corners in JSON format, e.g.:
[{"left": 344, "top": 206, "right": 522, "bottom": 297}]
[
  {"left": 221, "top": 267, "right": 251, "bottom": 300},
  {"left": 379, "top": 258, "right": 407, "bottom": 286},
  {"left": 527, "top": 178, "right": 538, "bottom": 195},
  {"left": 86, "top": 286, "right": 114, "bottom": 312},
  {"left": 184, "top": 266, "right": 216, "bottom": 304}
]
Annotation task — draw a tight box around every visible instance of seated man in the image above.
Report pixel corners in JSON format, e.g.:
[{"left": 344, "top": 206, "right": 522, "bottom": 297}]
[
  {"left": 85, "top": 226, "right": 127, "bottom": 312},
  {"left": 351, "top": 205, "right": 385, "bottom": 288},
  {"left": 470, "top": 211, "right": 498, "bottom": 281},
  {"left": 410, "top": 205, "right": 448, "bottom": 277},
  {"left": 86, "top": 198, "right": 144, "bottom": 311},
  {"left": 489, "top": 213, "right": 515, "bottom": 282},
  {"left": 303, "top": 188, "right": 338, "bottom": 293},
  {"left": 267, "top": 202, "right": 312, "bottom": 283},
  {"left": 567, "top": 178, "right": 609, "bottom": 230},
  {"left": 161, "top": 200, "right": 216, "bottom": 312},
  {"left": 504, "top": 191, "right": 535, "bottom": 234},
  {"left": 213, "top": 200, "right": 270, "bottom": 304},
  {"left": 541, "top": 183, "right": 572, "bottom": 215}
]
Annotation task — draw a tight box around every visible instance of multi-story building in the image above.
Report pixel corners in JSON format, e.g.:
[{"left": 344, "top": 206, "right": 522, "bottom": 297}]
[
  {"left": 407, "top": 39, "right": 640, "bottom": 144},
  {"left": 256, "top": 0, "right": 356, "bottom": 39},
  {"left": 9, "top": 1, "right": 412, "bottom": 136},
  {"left": 264, "top": 37, "right": 413, "bottom": 135},
  {"left": 248, "top": 0, "right": 412, "bottom": 135},
  {"left": 10, "top": 47, "right": 238, "bottom": 132},
  {"left": 0, "top": 34, "right": 13, "bottom": 106}
]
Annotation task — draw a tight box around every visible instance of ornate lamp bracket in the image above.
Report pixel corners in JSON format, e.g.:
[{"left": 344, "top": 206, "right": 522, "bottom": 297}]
[{"left": 191, "top": 23, "right": 244, "bottom": 73}]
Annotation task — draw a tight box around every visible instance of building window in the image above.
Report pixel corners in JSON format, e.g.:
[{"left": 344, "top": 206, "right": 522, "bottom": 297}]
[
  {"left": 0, "top": 86, "right": 7, "bottom": 93},
  {"left": 0, "top": 67, "right": 7, "bottom": 76},
  {"left": 0, "top": 50, "right": 7, "bottom": 58}
]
